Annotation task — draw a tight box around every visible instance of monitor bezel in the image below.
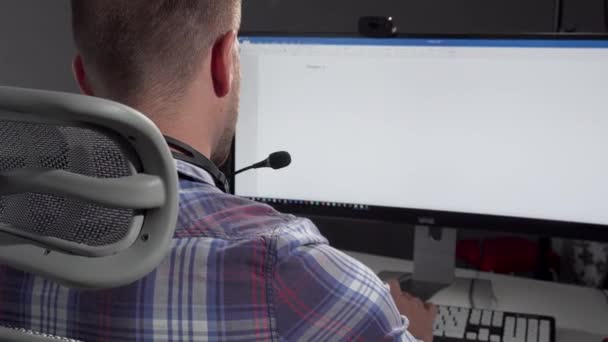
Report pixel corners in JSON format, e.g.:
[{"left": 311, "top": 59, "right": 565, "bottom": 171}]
[{"left": 231, "top": 31, "right": 608, "bottom": 243}]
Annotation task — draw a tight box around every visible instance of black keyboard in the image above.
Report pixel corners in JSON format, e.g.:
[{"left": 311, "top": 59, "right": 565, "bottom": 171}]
[{"left": 433, "top": 305, "right": 556, "bottom": 342}]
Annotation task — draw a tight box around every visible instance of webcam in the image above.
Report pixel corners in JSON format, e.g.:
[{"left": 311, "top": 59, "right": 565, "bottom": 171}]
[{"left": 358, "top": 16, "right": 398, "bottom": 38}]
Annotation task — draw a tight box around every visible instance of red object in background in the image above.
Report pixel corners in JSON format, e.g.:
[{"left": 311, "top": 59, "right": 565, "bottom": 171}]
[{"left": 456, "top": 237, "right": 560, "bottom": 274}]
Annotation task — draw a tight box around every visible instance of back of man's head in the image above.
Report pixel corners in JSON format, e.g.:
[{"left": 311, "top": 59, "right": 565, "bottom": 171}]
[{"left": 71, "top": 0, "right": 241, "bottom": 106}]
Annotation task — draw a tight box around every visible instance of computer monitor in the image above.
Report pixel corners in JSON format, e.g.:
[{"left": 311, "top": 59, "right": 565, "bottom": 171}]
[
  {"left": 234, "top": 34, "right": 608, "bottom": 299},
  {"left": 235, "top": 33, "right": 608, "bottom": 240}
]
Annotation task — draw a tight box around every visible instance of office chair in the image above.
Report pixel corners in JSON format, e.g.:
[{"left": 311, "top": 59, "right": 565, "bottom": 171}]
[{"left": 0, "top": 86, "right": 179, "bottom": 341}]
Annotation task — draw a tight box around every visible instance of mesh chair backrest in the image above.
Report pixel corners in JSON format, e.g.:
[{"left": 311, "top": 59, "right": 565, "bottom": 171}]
[
  {"left": 0, "top": 86, "right": 178, "bottom": 290},
  {"left": 0, "top": 120, "right": 136, "bottom": 249}
]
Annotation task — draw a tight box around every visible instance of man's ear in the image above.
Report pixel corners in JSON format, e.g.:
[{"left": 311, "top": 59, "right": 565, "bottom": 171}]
[
  {"left": 72, "top": 55, "right": 95, "bottom": 96},
  {"left": 211, "top": 31, "right": 238, "bottom": 98}
]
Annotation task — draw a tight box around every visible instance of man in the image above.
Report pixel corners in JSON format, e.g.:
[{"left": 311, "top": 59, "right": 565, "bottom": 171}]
[{"left": 0, "top": 1, "right": 436, "bottom": 341}]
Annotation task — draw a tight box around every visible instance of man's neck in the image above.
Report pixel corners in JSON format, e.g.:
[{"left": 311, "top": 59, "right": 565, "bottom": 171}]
[
  {"left": 162, "top": 124, "right": 212, "bottom": 159},
  {"left": 135, "top": 98, "right": 216, "bottom": 161}
]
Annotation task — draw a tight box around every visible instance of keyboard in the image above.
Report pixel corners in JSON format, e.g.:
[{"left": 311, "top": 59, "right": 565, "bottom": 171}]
[{"left": 433, "top": 305, "right": 556, "bottom": 342}]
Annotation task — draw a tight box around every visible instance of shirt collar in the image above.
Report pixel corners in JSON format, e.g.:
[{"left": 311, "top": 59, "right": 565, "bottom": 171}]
[{"left": 175, "top": 159, "right": 217, "bottom": 187}]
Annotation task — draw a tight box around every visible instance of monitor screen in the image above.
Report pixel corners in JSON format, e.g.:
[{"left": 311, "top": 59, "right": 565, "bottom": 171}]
[{"left": 235, "top": 35, "right": 608, "bottom": 237}]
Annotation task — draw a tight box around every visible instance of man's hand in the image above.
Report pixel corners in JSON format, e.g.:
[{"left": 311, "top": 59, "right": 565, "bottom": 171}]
[{"left": 387, "top": 280, "right": 437, "bottom": 342}]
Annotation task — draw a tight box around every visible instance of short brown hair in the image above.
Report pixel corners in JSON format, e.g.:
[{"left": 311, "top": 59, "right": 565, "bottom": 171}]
[{"left": 71, "top": 0, "right": 240, "bottom": 105}]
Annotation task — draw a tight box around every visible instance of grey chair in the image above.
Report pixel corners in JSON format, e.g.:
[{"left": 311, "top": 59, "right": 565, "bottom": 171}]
[{"left": 0, "top": 86, "right": 179, "bottom": 341}]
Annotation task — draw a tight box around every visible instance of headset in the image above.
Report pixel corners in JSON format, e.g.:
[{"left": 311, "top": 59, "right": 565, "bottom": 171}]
[{"left": 164, "top": 136, "right": 230, "bottom": 193}]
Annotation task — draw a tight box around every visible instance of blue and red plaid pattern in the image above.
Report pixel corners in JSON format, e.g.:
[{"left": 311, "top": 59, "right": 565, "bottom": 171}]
[{"left": 0, "top": 160, "right": 418, "bottom": 341}]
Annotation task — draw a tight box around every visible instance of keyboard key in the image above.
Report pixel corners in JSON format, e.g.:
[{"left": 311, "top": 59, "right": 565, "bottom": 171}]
[
  {"left": 516, "top": 318, "right": 527, "bottom": 342},
  {"left": 433, "top": 321, "right": 444, "bottom": 337},
  {"left": 482, "top": 310, "right": 492, "bottom": 326},
  {"left": 466, "top": 332, "right": 478, "bottom": 340},
  {"left": 503, "top": 316, "right": 516, "bottom": 340},
  {"left": 445, "top": 328, "right": 466, "bottom": 339},
  {"left": 470, "top": 309, "right": 482, "bottom": 325},
  {"left": 527, "top": 319, "right": 538, "bottom": 342},
  {"left": 451, "top": 323, "right": 466, "bottom": 337},
  {"left": 458, "top": 309, "right": 471, "bottom": 331},
  {"left": 490, "top": 335, "right": 501, "bottom": 342},
  {"left": 539, "top": 320, "right": 551, "bottom": 342},
  {"left": 492, "top": 311, "right": 504, "bottom": 327},
  {"left": 479, "top": 328, "right": 490, "bottom": 341}
]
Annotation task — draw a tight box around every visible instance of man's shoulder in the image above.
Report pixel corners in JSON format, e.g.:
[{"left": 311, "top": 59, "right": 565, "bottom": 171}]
[
  {"left": 270, "top": 229, "right": 412, "bottom": 341},
  {"left": 175, "top": 180, "right": 326, "bottom": 245}
]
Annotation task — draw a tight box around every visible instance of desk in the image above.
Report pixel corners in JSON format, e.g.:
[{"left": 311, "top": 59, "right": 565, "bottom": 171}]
[{"left": 345, "top": 251, "right": 608, "bottom": 342}]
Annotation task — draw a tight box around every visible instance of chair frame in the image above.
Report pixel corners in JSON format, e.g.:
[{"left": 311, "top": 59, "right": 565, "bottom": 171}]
[{"left": 0, "top": 86, "right": 179, "bottom": 289}]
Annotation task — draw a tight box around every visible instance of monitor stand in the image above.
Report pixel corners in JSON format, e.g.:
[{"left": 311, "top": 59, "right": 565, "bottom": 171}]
[{"left": 378, "top": 226, "right": 497, "bottom": 308}]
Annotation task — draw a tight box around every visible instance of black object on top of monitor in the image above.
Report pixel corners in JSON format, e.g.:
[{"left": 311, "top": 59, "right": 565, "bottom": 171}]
[{"left": 358, "top": 16, "right": 398, "bottom": 38}]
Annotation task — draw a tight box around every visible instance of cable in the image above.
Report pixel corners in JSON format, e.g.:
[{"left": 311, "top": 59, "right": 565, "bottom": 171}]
[
  {"left": 554, "top": 0, "right": 564, "bottom": 32},
  {"left": 602, "top": 289, "right": 608, "bottom": 304},
  {"left": 469, "top": 278, "right": 477, "bottom": 309},
  {"left": 468, "top": 240, "right": 486, "bottom": 309},
  {"left": 604, "top": 0, "right": 608, "bottom": 32}
]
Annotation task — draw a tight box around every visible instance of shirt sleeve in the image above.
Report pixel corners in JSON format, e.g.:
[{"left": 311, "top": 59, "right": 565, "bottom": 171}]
[{"left": 271, "top": 242, "right": 421, "bottom": 341}]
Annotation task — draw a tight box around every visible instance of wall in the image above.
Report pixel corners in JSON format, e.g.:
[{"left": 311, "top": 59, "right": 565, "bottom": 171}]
[
  {"left": 0, "top": 0, "right": 603, "bottom": 93},
  {"left": 242, "top": 0, "right": 557, "bottom": 34},
  {"left": 562, "top": 0, "right": 606, "bottom": 32},
  {"left": 0, "top": 0, "right": 76, "bottom": 92}
]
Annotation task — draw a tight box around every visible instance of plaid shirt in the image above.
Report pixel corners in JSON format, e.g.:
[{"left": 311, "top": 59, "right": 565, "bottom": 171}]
[{"left": 0, "top": 160, "right": 418, "bottom": 341}]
